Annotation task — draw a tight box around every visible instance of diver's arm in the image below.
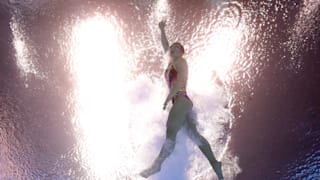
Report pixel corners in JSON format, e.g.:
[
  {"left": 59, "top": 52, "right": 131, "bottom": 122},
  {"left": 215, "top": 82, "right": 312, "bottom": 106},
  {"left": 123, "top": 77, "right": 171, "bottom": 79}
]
[
  {"left": 163, "top": 60, "right": 188, "bottom": 108},
  {"left": 159, "top": 21, "right": 169, "bottom": 53}
]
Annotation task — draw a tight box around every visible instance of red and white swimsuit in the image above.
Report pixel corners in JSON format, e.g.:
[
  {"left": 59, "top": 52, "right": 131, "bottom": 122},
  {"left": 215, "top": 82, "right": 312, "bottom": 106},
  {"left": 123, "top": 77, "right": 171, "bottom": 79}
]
[{"left": 164, "top": 59, "right": 190, "bottom": 104}]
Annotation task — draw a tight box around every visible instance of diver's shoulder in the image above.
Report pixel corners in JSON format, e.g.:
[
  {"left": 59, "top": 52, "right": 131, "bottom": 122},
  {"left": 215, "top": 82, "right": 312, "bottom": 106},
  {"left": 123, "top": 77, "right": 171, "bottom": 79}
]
[{"left": 172, "top": 58, "right": 187, "bottom": 70}]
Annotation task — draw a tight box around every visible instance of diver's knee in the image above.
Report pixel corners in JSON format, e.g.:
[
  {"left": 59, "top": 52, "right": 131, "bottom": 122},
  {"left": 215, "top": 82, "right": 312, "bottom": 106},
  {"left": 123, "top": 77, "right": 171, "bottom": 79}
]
[
  {"left": 166, "top": 127, "right": 178, "bottom": 140},
  {"left": 189, "top": 132, "right": 206, "bottom": 146},
  {"left": 159, "top": 138, "right": 175, "bottom": 159},
  {"left": 166, "top": 133, "right": 176, "bottom": 141},
  {"left": 164, "top": 138, "right": 175, "bottom": 149}
]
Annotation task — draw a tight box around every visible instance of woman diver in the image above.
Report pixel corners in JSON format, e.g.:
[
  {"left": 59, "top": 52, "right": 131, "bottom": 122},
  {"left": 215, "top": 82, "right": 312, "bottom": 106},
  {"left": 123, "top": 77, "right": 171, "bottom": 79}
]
[{"left": 140, "top": 21, "right": 223, "bottom": 180}]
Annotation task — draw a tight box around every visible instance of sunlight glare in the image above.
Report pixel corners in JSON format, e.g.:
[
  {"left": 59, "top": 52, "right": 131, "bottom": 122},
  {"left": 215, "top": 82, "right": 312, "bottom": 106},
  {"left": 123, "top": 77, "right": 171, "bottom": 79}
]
[
  {"left": 189, "top": 27, "right": 242, "bottom": 95},
  {"left": 70, "top": 15, "right": 129, "bottom": 177}
]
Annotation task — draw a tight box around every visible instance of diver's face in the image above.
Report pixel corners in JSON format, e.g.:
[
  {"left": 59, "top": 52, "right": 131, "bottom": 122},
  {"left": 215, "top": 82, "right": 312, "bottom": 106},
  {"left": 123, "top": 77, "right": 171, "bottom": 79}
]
[{"left": 170, "top": 45, "right": 183, "bottom": 58}]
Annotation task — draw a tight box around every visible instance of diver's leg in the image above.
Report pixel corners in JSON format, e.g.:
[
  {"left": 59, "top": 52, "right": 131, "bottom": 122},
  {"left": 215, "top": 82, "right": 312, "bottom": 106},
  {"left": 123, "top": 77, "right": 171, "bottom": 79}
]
[
  {"left": 139, "top": 138, "right": 175, "bottom": 178},
  {"left": 185, "top": 117, "right": 224, "bottom": 180},
  {"left": 140, "top": 99, "right": 190, "bottom": 178}
]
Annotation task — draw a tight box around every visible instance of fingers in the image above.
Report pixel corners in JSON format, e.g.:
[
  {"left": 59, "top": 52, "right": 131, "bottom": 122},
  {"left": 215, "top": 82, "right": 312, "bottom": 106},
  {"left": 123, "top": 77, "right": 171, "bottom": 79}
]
[
  {"left": 159, "top": 20, "right": 166, "bottom": 29},
  {"left": 159, "top": 20, "right": 165, "bottom": 25},
  {"left": 163, "top": 102, "right": 168, "bottom": 110}
]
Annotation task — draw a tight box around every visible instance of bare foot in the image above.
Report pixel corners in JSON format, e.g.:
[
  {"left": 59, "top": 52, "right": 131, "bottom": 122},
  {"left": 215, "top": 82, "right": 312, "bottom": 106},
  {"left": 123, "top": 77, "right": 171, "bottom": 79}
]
[{"left": 140, "top": 163, "right": 161, "bottom": 178}]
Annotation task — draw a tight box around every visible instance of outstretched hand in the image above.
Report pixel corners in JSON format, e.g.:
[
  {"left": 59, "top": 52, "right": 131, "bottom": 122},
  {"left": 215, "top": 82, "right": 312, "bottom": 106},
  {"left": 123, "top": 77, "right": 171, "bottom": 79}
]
[{"left": 159, "top": 20, "right": 166, "bottom": 30}]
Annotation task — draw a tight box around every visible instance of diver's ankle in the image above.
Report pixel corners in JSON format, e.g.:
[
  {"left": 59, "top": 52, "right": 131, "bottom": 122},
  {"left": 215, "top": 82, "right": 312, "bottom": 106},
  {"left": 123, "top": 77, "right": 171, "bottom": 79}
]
[
  {"left": 212, "top": 161, "right": 223, "bottom": 180},
  {"left": 140, "top": 162, "right": 161, "bottom": 178}
]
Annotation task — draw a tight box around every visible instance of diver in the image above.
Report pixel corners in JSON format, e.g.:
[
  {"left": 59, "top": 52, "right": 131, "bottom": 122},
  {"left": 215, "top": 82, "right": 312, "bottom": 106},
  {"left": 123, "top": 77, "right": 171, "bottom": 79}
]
[{"left": 140, "top": 21, "right": 224, "bottom": 180}]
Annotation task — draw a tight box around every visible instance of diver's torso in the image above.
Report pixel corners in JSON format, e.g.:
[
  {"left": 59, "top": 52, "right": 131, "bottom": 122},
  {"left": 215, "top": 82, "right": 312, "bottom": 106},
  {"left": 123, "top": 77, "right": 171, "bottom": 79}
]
[
  {"left": 164, "top": 58, "right": 187, "bottom": 90},
  {"left": 165, "top": 58, "right": 191, "bottom": 104}
]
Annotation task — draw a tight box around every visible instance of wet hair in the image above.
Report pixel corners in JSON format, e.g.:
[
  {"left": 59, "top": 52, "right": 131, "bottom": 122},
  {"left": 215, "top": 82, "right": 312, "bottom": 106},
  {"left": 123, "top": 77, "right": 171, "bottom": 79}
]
[{"left": 170, "top": 42, "right": 185, "bottom": 54}]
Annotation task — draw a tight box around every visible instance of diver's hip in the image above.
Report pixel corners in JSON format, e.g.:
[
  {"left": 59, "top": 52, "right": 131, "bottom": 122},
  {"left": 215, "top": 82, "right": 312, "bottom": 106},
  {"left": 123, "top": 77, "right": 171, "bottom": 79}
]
[{"left": 172, "top": 91, "right": 193, "bottom": 106}]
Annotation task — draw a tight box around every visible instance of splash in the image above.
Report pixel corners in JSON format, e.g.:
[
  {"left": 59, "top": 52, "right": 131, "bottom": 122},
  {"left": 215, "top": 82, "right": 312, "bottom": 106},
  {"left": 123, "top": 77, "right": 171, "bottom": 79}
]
[
  {"left": 67, "top": 0, "right": 246, "bottom": 179},
  {"left": 10, "top": 16, "right": 39, "bottom": 77},
  {"left": 286, "top": 0, "right": 320, "bottom": 72},
  {"left": 148, "top": 0, "right": 172, "bottom": 57}
]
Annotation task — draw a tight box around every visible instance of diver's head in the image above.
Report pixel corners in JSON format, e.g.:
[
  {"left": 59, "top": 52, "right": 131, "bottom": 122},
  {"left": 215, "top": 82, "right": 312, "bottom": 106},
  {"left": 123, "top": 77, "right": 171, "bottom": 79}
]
[{"left": 169, "top": 42, "right": 184, "bottom": 59}]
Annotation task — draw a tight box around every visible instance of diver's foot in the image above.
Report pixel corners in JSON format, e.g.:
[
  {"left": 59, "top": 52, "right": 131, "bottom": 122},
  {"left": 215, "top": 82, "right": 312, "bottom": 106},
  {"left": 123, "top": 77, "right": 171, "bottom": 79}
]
[
  {"left": 213, "top": 161, "right": 224, "bottom": 180},
  {"left": 139, "top": 163, "right": 161, "bottom": 178}
]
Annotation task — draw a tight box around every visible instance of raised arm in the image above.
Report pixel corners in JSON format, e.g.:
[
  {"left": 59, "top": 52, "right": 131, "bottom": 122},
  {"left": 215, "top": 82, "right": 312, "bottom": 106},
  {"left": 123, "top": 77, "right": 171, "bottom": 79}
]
[{"left": 159, "top": 21, "right": 169, "bottom": 53}]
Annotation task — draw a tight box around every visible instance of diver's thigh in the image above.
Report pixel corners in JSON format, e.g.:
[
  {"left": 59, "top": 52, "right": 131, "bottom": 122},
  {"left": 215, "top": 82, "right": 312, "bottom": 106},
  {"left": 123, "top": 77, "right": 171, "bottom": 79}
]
[
  {"left": 166, "top": 101, "right": 189, "bottom": 136},
  {"left": 166, "top": 103, "right": 185, "bottom": 128}
]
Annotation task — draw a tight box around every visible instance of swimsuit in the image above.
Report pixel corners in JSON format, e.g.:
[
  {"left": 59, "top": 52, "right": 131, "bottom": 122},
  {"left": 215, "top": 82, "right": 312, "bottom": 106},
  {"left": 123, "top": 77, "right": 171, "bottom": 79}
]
[{"left": 165, "top": 62, "right": 190, "bottom": 104}]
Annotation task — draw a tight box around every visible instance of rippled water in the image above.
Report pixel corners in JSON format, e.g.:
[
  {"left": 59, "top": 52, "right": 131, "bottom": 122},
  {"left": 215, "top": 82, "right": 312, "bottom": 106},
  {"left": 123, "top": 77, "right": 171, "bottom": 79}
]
[{"left": 0, "top": 0, "right": 319, "bottom": 179}]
